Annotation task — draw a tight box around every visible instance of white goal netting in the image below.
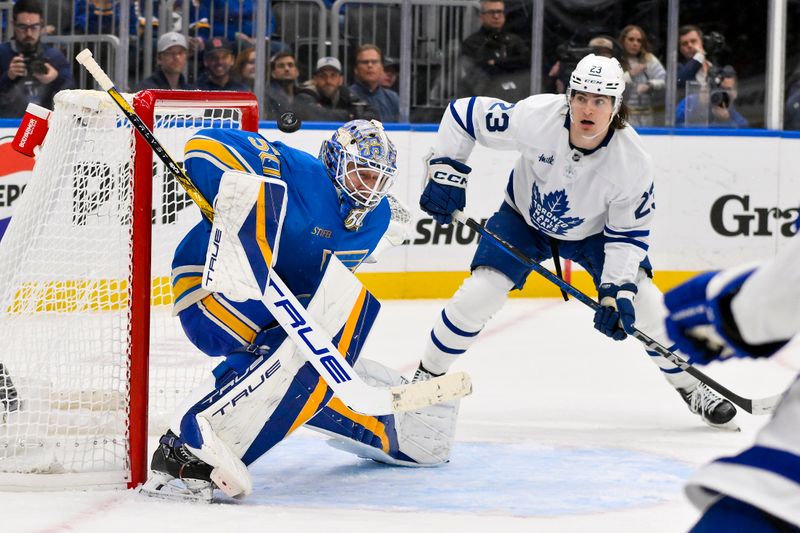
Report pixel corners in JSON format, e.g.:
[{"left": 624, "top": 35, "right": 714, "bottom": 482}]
[{"left": 0, "top": 90, "right": 255, "bottom": 489}]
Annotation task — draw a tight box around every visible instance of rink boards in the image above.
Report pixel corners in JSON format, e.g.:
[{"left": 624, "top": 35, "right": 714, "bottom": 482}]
[{"left": 0, "top": 122, "right": 797, "bottom": 299}]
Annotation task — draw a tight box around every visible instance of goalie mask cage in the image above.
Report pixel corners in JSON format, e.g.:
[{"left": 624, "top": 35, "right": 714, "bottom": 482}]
[{"left": 0, "top": 89, "right": 258, "bottom": 490}]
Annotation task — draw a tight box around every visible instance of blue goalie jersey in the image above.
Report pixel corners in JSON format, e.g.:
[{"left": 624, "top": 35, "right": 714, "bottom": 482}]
[{"left": 170, "top": 128, "right": 391, "bottom": 317}]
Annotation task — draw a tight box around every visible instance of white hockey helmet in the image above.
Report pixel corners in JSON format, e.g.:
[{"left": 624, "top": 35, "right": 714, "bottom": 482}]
[{"left": 568, "top": 53, "right": 625, "bottom": 114}]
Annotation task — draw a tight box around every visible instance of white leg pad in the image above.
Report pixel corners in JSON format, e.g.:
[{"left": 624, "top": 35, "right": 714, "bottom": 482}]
[
  {"left": 311, "top": 358, "right": 460, "bottom": 466},
  {"left": 185, "top": 415, "right": 253, "bottom": 498}
]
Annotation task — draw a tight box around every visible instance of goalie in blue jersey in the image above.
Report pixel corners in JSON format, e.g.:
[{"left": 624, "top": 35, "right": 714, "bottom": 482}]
[{"left": 140, "top": 120, "right": 460, "bottom": 503}]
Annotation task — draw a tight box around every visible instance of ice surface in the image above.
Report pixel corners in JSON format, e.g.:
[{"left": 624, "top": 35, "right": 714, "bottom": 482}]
[{"left": 3, "top": 299, "right": 797, "bottom": 533}]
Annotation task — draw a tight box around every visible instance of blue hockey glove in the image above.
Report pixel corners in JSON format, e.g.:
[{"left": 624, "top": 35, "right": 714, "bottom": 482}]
[
  {"left": 593, "top": 283, "right": 637, "bottom": 341},
  {"left": 663, "top": 267, "right": 785, "bottom": 365},
  {"left": 420, "top": 157, "right": 471, "bottom": 225}
]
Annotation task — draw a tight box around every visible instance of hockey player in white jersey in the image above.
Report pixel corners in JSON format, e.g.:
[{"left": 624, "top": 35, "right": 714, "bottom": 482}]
[
  {"left": 663, "top": 227, "right": 800, "bottom": 531},
  {"left": 415, "top": 53, "right": 737, "bottom": 428}
]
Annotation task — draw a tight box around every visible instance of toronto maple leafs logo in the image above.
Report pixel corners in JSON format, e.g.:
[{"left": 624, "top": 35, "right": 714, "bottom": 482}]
[{"left": 529, "top": 182, "right": 584, "bottom": 235}]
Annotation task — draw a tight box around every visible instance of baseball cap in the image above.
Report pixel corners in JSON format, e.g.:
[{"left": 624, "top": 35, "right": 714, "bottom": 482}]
[
  {"left": 206, "top": 37, "right": 233, "bottom": 55},
  {"left": 315, "top": 56, "right": 342, "bottom": 74},
  {"left": 383, "top": 56, "right": 399, "bottom": 72},
  {"left": 157, "top": 32, "right": 188, "bottom": 53}
]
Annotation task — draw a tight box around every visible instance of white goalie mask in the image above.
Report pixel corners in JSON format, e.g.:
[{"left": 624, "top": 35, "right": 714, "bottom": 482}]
[
  {"left": 319, "top": 119, "right": 398, "bottom": 210},
  {"left": 568, "top": 53, "right": 625, "bottom": 115}
]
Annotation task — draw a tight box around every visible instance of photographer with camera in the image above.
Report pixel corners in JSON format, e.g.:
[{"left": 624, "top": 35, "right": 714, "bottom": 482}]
[
  {"left": 460, "top": 0, "right": 530, "bottom": 100},
  {"left": 294, "top": 56, "right": 377, "bottom": 123},
  {"left": 676, "top": 65, "right": 748, "bottom": 128},
  {"left": 677, "top": 25, "right": 727, "bottom": 100},
  {"left": 0, "top": 0, "right": 73, "bottom": 118}
]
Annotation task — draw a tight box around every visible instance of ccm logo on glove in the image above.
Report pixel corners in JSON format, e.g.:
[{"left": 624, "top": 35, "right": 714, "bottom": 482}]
[{"left": 432, "top": 170, "right": 467, "bottom": 187}]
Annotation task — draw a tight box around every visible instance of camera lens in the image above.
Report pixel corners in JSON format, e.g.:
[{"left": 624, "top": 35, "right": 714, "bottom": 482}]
[{"left": 711, "top": 91, "right": 730, "bottom": 107}]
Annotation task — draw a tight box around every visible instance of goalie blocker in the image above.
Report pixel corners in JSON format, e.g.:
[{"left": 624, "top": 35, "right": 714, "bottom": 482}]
[{"left": 141, "top": 170, "right": 464, "bottom": 501}]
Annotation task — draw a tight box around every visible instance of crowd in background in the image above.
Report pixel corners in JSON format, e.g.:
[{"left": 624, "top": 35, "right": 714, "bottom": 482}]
[{"left": 0, "top": 0, "right": 798, "bottom": 129}]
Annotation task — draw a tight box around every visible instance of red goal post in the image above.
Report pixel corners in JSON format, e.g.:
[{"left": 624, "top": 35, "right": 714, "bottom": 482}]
[
  {"left": 0, "top": 89, "right": 258, "bottom": 490},
  {"left": 128, "top": 90, "right": 258, "bottom": 488}
]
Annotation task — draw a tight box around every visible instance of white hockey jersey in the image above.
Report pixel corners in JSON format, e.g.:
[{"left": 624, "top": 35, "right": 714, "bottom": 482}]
[
  {"left": 686, "top": 233, "right": 800, "bottom": 526},
  {"left": 432, "top": 94, "right": 656, "bottom": 286}
]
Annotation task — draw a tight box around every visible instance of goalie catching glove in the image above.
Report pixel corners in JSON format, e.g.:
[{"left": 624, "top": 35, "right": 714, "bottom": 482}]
[
  {"left": 420, "top": 157, "right": 471, "bottom": 225},
  {"left": 593, "top": 282, "right": 637, "bottom": 341}
]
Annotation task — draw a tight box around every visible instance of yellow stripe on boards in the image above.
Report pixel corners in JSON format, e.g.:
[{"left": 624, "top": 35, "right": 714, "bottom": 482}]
[
  {"left": 354, "top": 271, "right": 702, "bottom": 299},
  {"left": 4, "top": 272, "right": 703, "bottom": 315}
]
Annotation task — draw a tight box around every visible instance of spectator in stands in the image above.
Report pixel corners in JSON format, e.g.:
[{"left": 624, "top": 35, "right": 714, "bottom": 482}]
[
  {"left": 294, "top": 56, "right": 376, "bottom": 122},
  {"left": 784, "top": 67, "right": 800, "bottom": 131},
  {"left": 587, "top": 36, "right": 617, "bottom": 59},
  {"left": 74, "top": 0, "right": 138, "bottom": 35},
  {"left": 265, "top": 52, "right": 301, "bottom": 119},
  {"left": 460, "top": 0, "right": 529, "bottom": 100},
  {"left": 786, "top": 91, "right": 800, "bottom": 131},
  {"left": 135, "top": 32, "right": 193, "bottom": 91},
  {"left": 677, "top": 25, "right": 711, "bottom": 96},
  {"left": 0, "top": 0, "right": 73, "bottom": 118},
  {"left": 547, "top": 36, "right": 618, "bottom": 95},
  {"left": 233, "top": 47, "right": 256, "bottom": 89},
  {"left": 349, "top": 44, "right": 400, "bottom": 123},
  {"left": 676, "top": 65, "right": 748, "bottom": 128},
  {"left": 44, "top": 0, "right": 74, "bottom": 35},
  {"left": 194, "top": 0, "right": 287, "bottom": 57},
  {"left": 381, "top": 56, "right": 399, "bottom": 92},
  {"left": 618, "top": 25, "right": 666, "bottom": 127},
  {"left": 195, "top": 37, "right": 249, "bottom": 92}
]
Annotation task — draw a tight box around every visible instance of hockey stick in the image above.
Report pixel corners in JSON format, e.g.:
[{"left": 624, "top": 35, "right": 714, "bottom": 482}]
[
  {"left": 452, "top": 210, "right": 782, "bottom": 415},
  {"left": 76, "top": 49, "right": 472, "bottom": 415}
]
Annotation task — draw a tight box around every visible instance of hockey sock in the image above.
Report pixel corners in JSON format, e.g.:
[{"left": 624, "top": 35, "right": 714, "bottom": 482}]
[
  {"left": 423, "top": 267, "right": 512, "bottom": 375},
  {"left": 633, "top": 272, "right": 698, "bottom": 390}
]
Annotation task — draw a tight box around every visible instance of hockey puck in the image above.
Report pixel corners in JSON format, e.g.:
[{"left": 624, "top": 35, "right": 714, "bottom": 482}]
[{"left": 277, "top": 111, "right": 301, "bottom": 133}]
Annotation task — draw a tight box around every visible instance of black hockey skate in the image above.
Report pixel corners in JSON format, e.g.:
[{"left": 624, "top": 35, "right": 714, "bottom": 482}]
[
  {"left": 679, "top": 382, "right": 738, "bottom": 430},
  {"left": 0, "top": 362, "right": 20, "bottom": 413},
  {"left": 411, "top": 362, "right": 443, "bottom": 383},
  {"left": 139, "top": 431, "right": 215, "bottom": 503}
]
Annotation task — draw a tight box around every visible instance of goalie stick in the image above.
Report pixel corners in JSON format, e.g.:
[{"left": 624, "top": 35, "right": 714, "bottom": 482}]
[
  {"left": 452, "top": 210, "right": 782, "bottom": 416},
  {"left": 75, "top": 48, "right": 472, "bottom": 415}
]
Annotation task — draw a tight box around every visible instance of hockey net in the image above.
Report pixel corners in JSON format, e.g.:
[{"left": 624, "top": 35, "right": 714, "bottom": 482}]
[{"left": 0, "top": 89, "right": 258, "bottom": 490}]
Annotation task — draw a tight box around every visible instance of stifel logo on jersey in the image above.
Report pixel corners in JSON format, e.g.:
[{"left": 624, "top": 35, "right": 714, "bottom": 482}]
[{"left": 528, "top": 183, "right": 584, "bottom": 236}]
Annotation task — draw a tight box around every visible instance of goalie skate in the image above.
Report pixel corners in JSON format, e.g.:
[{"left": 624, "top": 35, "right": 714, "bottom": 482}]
[
  {"left": 139, "top": 470, "right": 214, "bottom": 504},
  {"left": 679, "top": 382, "right": 739, "bottom": 431},
  {"left": 138, "top": 432, "right": 215, "bottom": 503},
  {"left": 0, "top": 362, "right": 20, "bottom": 414}
]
